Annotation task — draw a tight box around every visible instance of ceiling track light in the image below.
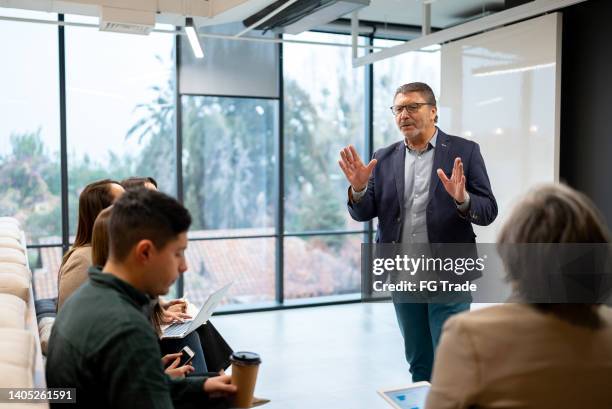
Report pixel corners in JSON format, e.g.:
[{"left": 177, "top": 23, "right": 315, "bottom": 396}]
[{"left": 185, "top": 17, "right": 204, "bottom": 59}]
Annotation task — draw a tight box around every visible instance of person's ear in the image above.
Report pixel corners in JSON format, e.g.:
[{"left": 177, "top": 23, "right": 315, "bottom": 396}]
[
  {"left": 430, "top": 106, "right": 437, "bottom": 122},
  {"left": 134, "top": 239, "right": 155, "bottom": 263}
]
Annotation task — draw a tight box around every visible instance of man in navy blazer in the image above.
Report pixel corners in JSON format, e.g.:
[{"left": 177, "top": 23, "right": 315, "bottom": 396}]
[{"left": 339, "top": 82, "right": 497, "bottom": 382}]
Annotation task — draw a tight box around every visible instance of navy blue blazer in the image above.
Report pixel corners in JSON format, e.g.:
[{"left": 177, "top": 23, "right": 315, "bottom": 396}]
[{"left": 348, "top": 129, "right": 497, "bottom": 244}]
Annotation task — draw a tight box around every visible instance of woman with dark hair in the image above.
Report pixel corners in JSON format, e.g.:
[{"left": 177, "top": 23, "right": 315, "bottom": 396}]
[
  {"left": 425, "top": 183, "right": 612, "bottom": 409},
  {"left": 57, "top": 179, "right": 124, "bottom": 309}
]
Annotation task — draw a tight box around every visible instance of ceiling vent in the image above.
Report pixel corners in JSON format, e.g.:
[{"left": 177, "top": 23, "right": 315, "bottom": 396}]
[
  {"left": 99, "top": 6, "right": 155, "bottom": 35},
  {"left": 243, "top": 0, "right": 370, "bottom": 35}
]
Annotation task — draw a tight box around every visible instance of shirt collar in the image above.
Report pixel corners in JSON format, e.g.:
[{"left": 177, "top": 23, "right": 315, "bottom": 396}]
[
  {"left": 405, "top": 127, "right": 438, "bottom": 153},
  {"left": 88, "top": 266, "right": 152, "bottom": 310}
]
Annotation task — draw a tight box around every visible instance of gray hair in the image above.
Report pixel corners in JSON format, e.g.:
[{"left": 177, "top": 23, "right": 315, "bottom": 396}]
[
  {"left": 497, "top": 183, "right": 611, "bottom": 326},
  {"left": 394, "top": 82, "right": 438, "bottom": 123}
]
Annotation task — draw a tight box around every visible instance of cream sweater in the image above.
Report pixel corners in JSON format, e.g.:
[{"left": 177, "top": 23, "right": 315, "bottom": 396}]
[{"left": 57, "top": 245, "right": 92, "bottom": 310}]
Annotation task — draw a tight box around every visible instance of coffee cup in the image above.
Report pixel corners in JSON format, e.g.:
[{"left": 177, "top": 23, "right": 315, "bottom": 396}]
[{"left": 230, "top": 351, "right": 261, "bottom": 408}]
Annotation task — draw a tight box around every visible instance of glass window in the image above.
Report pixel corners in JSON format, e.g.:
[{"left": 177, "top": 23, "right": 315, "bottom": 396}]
[
  {"left": 180, "top": 95, "right": 278, "bottom": 307},
  {"left": 183, "top": 237, "right": 275, "bottom": 306},
  {"left": 373, "top": 39, "right": 440, "bottom": 149},
  {"left": 0, "top": 11, "right": 61, "bottom": 244},
  {"left": 0, "top": 10, "right": 61, "bottom": 299},
  {"left": 181, "top": 96, "right": 277, "bottom": 237},
  {"left": 284, "top": 234, "right": 362, "bottom": 300},
  {"left": 65, "top": 23, "right": 176, "bottom": 236},
  {"left": 283, "top": 32, "right": 366, "bottom": 233}
]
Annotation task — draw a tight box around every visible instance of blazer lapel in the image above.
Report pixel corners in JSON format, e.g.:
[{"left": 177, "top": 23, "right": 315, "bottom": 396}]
[
  {"left": 393, "top": 142, "right": 406, "bottom": 213},
  {"left": 428, "top": 130, "right": 451, "bottom": 202}
]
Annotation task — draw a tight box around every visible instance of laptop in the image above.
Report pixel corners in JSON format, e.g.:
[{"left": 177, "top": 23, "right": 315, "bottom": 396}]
[
  {"left": 377, "top": 382, "right": 431, "bottom": 409},
  {"left": 161, "top": 283, "right": 232, "bottom": 339}
]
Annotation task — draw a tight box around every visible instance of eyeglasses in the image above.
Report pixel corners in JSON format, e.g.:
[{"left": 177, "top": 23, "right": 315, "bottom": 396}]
[{"left": 389, "top": 102, "right": 433, "bottom": 116}]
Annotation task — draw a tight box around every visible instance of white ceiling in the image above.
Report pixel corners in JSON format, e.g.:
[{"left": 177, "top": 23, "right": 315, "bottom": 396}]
[
  {"left": 0, "top": 0, "right": 507, "bottom": 31},
  {"left": 356, "top": 0, "right": 506, "bottom": 28}
]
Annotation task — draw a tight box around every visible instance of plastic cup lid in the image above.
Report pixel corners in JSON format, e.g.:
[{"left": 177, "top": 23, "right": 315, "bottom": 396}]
[{"left": 231, "top": 351, "right": 261, "bottom": 364}]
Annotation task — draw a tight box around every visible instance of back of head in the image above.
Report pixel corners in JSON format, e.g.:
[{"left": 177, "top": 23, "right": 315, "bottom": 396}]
[
  {"left": 108, "top": 189, "right": 191, "bottom": 263},
  {"left": 498, "top": 183, "right": 609, "bottom": 244},
  {"left": 121, "top": 176, "right": 158, "bottom": 191},
  {"left": 74, "top": 179, "right": 120, "bottom": 246},
  {"left": 498, "top": 183, "right": 611, "bottom": 325},
  {"left": 91, "top": 206, "right": 113, "bottom": 267}
]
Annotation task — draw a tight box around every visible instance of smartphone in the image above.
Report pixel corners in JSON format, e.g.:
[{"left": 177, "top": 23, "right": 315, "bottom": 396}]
[{"left": 178, "top": 346, "right": 195, "bottom": 367}]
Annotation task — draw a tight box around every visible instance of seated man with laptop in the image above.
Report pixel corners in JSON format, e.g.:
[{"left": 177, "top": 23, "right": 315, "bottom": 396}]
[{"left": 46, "top": 188, "right": 236, "bottom": 409}]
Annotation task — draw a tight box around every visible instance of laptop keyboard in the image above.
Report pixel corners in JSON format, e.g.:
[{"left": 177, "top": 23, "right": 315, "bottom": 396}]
[{"left": 163, "top": 321, "right": 190, "bottom": 337}]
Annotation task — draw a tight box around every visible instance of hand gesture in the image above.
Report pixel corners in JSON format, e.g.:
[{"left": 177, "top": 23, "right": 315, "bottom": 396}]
[
  {"left": 338, "top": 145, "right": 377, "bottom": 192},
  {"left": 161, "top": 299, "right": 191, "bottom": 323},
  {"left": 203, "top": 370, "right": 237, "bottom": 398},
  {"left": 162, "top": 353, "right": 194, "bottom": 379},
  {"left": 437, "top": 157, "right": 467, "bottom": 203}
]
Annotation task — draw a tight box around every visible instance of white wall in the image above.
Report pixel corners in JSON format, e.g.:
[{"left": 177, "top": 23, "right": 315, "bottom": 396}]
[{"left": 438, "top": 13, "right": 562, "bottom": 243}]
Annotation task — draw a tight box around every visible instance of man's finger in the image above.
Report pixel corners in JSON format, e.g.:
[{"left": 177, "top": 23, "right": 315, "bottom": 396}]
[
  {"left": 366, "top": 159, "right": 377, "bottom": 173},
  {"left": 342, "top": 147, "right": 352, "bottom": 164},
  {"left": 345, "top": 146, "right": 355, "bottom": 162},
  {"left": 348, "top": 145, "right": 359, "bottom": 162},
  {"left": 340, "top": 150, "right": 350, "bottom": 169},
  {"left": 437, "top": 168, "right": 450, "bottom": 185},
  {"left": 216, "top": 383, "right": 238, "bottom": 393},
  {"left": 168, "top": 357, "right": 180, "bottom": 369},
  {"left": 455, "top": 158, "right": 463, "bottom": 181},
  {"left": 451, "top": 158, "right": 460, "bottom": 183},
  {"left": 338, "top": 160, "right": 352, "bottom": 180},
  {"left": 162, "top": 352, "right": 181, "bottom": 365},
  {"left": 339, "top": 149, "right": 349, "bottom": 163}
]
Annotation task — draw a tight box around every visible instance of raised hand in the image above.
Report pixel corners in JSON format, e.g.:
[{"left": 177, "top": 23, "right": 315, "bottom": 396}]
[
  {"left": 338, "top": 145, "right": 377, "bottom": 192},
  {"left": 437, "top": 157, "right": 467, "bottom": 203}
]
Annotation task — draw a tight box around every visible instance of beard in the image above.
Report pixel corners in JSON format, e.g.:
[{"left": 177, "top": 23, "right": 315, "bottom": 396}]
[{"left": 401, "top": 126, "right": 423, "bottom": 145}]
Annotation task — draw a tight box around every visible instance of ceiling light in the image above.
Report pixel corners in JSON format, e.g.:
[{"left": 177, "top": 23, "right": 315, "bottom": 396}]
[{"left": 185, "top": 17, "right": 204, "bottom": 59}]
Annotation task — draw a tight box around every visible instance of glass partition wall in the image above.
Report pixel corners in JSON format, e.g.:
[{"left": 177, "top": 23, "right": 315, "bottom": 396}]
[{"left": 0, "top": 10, "right": 440, "bottom": 310}]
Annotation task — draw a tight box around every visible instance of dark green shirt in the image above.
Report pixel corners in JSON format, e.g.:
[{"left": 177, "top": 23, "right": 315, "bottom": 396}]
[{"left": 46, "top": 268, "right": 221, "bottom": 409}]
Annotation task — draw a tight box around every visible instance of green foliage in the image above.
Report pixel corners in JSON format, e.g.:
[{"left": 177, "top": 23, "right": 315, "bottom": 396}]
[
  {"left": 0, "top": 130, "right": 60, "bottom": 241},
  {"left": 2, "top": 46, "right": 368, "bottom": 248}
]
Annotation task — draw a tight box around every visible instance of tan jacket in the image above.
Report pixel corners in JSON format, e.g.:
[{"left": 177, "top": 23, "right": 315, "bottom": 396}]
[
  {"left": 57, "top": 245, "right": 92, "bottom": 310},
  {"left": 426, "top": 303, "right": 612, "bottom": 409}
]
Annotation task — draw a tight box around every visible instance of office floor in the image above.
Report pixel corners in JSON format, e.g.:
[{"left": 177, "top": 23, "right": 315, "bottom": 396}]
[{"left": 212, "top": 302, "right": 413, "bottom": 409}]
